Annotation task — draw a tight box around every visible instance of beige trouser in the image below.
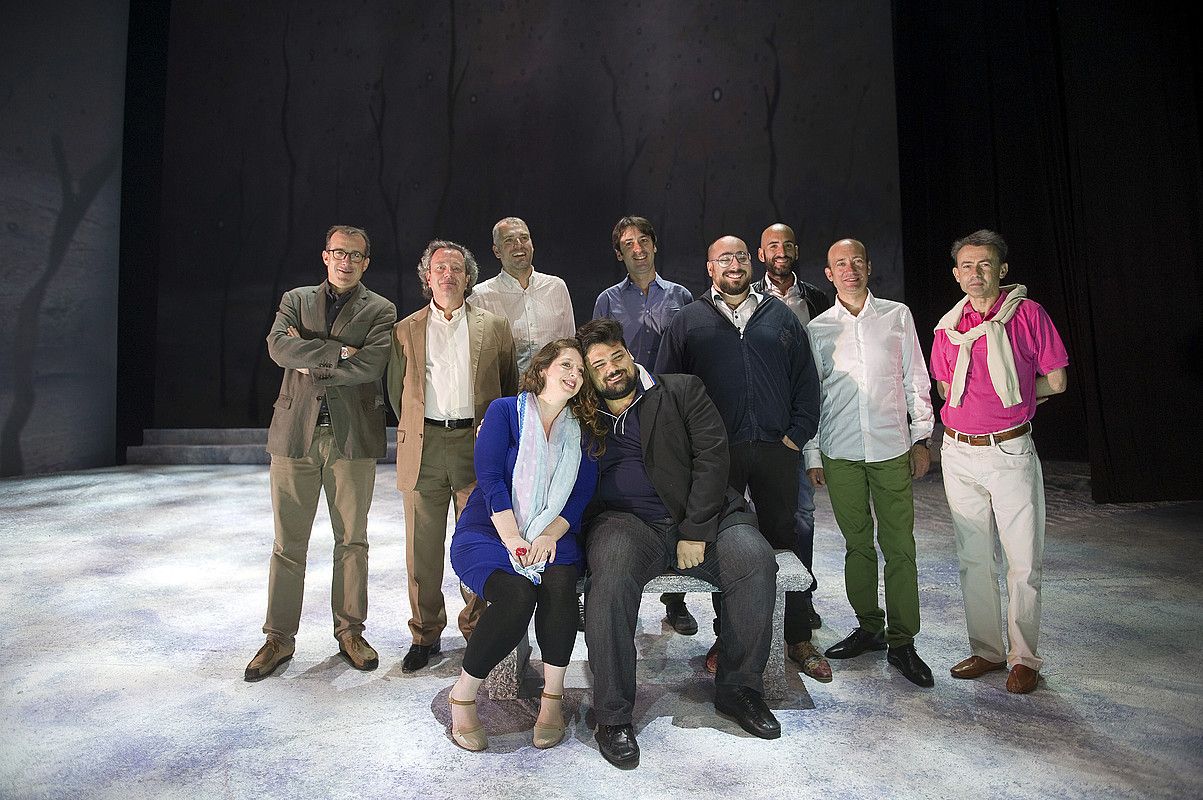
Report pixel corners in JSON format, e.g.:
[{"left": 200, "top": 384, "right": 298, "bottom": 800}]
[
  {"left": 264, "top": 426, "right": 377, "bottom": 644},
  {"left": 941, "top": 431, "right": 1045, "bottom": 670},
  {"left": 404, "top": 425, "right": 486, "bottom": 645}
]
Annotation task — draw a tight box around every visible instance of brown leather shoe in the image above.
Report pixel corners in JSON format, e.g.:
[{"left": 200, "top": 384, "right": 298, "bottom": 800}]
[
  {"left": 704, "top": 641, "right": 719, "bottom": 674},
  {"left": 949, "top": 655, "right": 1006, "bottom": 679},
  {"left": 787, "top": 641, "right": 833, "bottom": 683},
  {"left": 337, "top": 634, "right": 379, "bottom": 671},
  {"left": 1006, "top": 664, "right": 1040, "bottom": 694},
  {"left": 244, "top": 638, "right": 294, "bottom": 682}
]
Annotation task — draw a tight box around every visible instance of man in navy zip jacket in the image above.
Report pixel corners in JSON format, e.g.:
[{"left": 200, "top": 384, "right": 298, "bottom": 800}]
[{"left": 655, "top": 235, "right": 827, "bottom": 681}]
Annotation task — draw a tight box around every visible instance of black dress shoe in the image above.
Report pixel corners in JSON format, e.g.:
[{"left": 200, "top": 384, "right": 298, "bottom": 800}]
[
  {"left": 715, "top": 685, "right": 781, "bottom": 739},
  {"left": 595, "top": 723, "right": 639, "bottom": 769},
  {"left": 824, "top": 627, "right": 887, "bottom": 659},
  {"left": 887, "top": 644, "right": 935, "bottom": 687},
  {"left": 663, "top": 599, "right": 698, "bottom": 636},
  {"left": 401, "top": 641, "right": 441, "bottom": 673},
  {"left": 577, "top": 595, "right": 586, "bottom": 632},
  {"left": 803, "top": 596, "right": 822, "bottom": 629}
]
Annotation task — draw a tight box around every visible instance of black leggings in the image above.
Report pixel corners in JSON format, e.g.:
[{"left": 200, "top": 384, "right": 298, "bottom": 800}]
[{"left": 461, "top": 564, "right": 579, "bottom": 680}]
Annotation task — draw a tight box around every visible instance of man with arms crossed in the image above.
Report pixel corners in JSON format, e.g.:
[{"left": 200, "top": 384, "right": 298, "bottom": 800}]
[
  {"left": 593, "top": 214, "right": 696, "bottom": 635},
  {"left": 804, "top": 238, "right": 936, "bottom": 687},
  {"left": 931, "top": 229, "right": 1068, "bottom": 694},
  {"left": 472, "top": 216, "right": 575, "bottom": 374},
  {"left": 388, "top": 240, "right": 519, "bottom": 673},
  {"left": 245, "top": 225, "right": 397, "bottom": 681},
  {"left": 578, "top": 319, "right": 780, "bottom": 769}
]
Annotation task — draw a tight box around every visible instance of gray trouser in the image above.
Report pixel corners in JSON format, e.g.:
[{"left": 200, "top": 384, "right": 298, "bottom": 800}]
[{"left": 584, "top": 511, "right": 777, "bottom": 726}]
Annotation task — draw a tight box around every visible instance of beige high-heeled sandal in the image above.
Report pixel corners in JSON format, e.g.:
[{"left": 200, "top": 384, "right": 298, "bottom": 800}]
[
  {"left": 532, "top": 691, "right": 566, "bottom": 749},
  {"left": 449, "top": 696, "right": 488, "bottom": 752}
]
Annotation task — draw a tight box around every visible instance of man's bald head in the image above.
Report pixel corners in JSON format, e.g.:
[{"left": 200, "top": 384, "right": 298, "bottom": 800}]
[{"left": 759, "top": 223, "right": 799, "bottom": 280}]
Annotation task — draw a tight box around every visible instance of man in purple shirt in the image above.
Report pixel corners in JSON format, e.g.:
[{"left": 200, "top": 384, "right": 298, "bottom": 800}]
[
  {"left": 930, "top": 229, "right": 1068, "bottom": 694},
  {"left": 593, "top": 215, "right": 697, "bottom": 636}
]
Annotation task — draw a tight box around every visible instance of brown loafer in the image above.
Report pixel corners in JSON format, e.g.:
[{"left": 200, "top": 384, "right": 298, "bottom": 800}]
[
  {"left": 244, "top": 638, "right": 294, "bottom": 682},
  {"left": 950, "top": 655, "right": 1006, "bottom": 680},
  {"left": 787, "top": 641, "right": 833, "bottom": 683},
  {"left": 1006, "top": 664, "right": 1040, "bottom": 694},
  {"left": 704, "top": 641, "right": 719, "bottom": 674},
  {"left": 337, "top": 633, "right": 379, "bottom": 671}
]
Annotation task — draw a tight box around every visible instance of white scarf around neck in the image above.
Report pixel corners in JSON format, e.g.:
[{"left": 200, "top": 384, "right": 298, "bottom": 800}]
[
  {"left": 934, "top": 284, "right": 1028, "bottom": 408},
  {"left": 508, "top": 391, "right": 582, "bottom": 584}
]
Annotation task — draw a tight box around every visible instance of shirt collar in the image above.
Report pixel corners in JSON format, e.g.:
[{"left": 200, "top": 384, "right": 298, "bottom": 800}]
[
  {"left": 492, "top": 268, "right": 539, "bottom": 291},
  {"left": 961, "top": 288, "right": 1009, "bottom": 322},
  {"left": 428, "top": 300, "right": 466, "bottom": 323},
  {"left": 762, "top": 272, "right": 799, "bottom": 298},
  {"left": 619, "top": 273, "right": 666, "bottom": 295},
  {"left": 710, "top": 285, "right": 762, "bottom": 309},
  {"left": 833, "top": 290, "right": 877, "bottom": 320}
]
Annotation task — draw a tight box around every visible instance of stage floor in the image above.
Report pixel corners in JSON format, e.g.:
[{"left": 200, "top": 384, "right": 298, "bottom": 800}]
[{"left": 1, "top": 463, "right": 1200, "bottom": 799}]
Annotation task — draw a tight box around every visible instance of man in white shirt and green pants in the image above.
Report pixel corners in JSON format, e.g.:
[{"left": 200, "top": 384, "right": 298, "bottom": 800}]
[{"left": 803, "top": 238, "right": 936, "bottom": 687}]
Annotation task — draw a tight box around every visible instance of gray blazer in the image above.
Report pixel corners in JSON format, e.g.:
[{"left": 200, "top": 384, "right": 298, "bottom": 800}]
[{"left": 265, "top": 281, "right": 397, "bottom": 459}]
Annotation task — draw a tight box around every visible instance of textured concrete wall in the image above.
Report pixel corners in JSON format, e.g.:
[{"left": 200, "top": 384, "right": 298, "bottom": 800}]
[
  {"left": 154, "top": 1, "right": 903, "bottom": 427},
  {"left": 0, "top": 2, "right": 129, "bottom": 475}
]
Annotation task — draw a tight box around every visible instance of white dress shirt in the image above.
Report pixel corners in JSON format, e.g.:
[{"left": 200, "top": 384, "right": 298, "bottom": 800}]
[
  {"left": 803, "top": 292, "right": 934, "bottom": 469},
  {"left": 762, "top": 273, "right": 811, "bottom": 326},
  {"left": 471, "top": 269, "right": 575, "bottom": 374},
  {"left": 424, "top": 301, "right": 473, "bottom": 421},
  {"left": 708, "top": 287, "right": 763, "bottom": 335}
]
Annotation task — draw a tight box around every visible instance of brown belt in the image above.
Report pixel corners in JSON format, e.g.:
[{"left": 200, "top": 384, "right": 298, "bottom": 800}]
[{"left": 944, "top": 422, "right": 1031, "bottom": 446}]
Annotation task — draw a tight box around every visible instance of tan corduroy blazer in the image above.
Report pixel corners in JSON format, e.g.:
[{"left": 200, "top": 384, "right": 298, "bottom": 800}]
[
  {"left": 387, "top": 300, "right": 519, "bottom": 491},
  {"left": 266, "top": 281, "right": 398, "bottom": 459}
]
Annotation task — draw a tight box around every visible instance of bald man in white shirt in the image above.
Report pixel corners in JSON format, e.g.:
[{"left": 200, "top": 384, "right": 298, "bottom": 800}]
[{"left": 804, "top": 238, "right": 936, "bottom": 688}]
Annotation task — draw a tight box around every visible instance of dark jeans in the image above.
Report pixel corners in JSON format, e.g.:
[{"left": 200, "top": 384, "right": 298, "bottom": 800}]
[
  {"left": 461, "top": 565, "right": 578, "bottom": 680},
  {"left": 584, "top": 511, "right": 777, "bottom": 726},
  {"left": 725, "top": 440, "right": 811, "bottom": 644}
]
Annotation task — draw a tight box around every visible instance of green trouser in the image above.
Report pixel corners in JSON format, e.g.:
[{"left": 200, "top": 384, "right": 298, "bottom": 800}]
[{"left": 821, "top": 451, "right": 920, "bottom": 648}]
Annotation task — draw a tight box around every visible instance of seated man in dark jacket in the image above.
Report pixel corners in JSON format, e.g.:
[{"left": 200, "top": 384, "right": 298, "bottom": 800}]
[{"left": 576, "top": 319, "right": 780, "bottom": 770}]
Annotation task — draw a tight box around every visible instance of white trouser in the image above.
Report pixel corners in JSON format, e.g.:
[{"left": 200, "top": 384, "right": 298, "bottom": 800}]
[{"left": 941, "top": 431, "right": 1045, "bottom": 670}]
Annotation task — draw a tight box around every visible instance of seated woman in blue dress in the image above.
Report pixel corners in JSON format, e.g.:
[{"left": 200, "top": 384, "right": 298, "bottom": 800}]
[{"left": 447, "top": 338, "right": 606, "bottom": 751}]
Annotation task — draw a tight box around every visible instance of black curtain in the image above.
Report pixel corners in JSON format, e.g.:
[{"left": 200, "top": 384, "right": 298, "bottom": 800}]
[{"left": 893, "top": 1, "right": 1202, "bottom": 502}]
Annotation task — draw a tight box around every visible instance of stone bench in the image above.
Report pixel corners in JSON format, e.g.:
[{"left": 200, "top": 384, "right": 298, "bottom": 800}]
[{"left": 483, "top": 549, "right": 814, "bottom": 702}]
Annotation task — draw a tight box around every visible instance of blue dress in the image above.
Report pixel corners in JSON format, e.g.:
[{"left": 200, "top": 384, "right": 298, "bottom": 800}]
[{"left": 450, "top": 396, "right": 598, "bottom": 598}]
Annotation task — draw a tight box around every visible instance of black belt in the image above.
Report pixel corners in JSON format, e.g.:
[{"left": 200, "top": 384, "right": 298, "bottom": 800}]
[{"left": 424, "top": 417, "right": 473, "bottom": 430}]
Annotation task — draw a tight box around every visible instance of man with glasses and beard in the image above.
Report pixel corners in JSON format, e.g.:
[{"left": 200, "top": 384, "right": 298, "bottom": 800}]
[{"left": 656, "top": 236, "right": 826, "bottom": 683}]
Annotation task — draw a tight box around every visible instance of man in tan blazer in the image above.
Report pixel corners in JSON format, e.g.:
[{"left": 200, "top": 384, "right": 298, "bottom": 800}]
[
  {"left": 388, "top": 239, "right": 519, "bottom": 672},
  {"left": 245, "top": 225, "right": 397, "bottom": 682}
]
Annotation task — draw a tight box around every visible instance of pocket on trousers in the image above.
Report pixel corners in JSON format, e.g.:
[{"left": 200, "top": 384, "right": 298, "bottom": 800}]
[{"left": 997, "top": 434, "right": 1035, "bottom": 458}]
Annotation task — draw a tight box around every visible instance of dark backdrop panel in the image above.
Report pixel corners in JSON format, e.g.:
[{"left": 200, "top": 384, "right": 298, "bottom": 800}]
[
  {"left": 0, "top": 1, "right": 128, "bottom": 476},
  {"left": 153, "top": 0, "right": 903, "bottom": 428},
  {"left": 893, "top": 1, "right": 1202, "bottom": 501}
]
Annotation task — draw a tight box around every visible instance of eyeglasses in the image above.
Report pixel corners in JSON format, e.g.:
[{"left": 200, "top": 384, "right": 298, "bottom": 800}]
[
  {"left": 709, "top": 251, "right": 751, "bottom": 267},
  {"left": 326, "top": 249, "right": 367, "bottom": 263}
]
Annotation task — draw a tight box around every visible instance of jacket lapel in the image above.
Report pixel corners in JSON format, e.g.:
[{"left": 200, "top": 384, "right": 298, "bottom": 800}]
[
  {"left": 306, "top": 284, "right": 326, "bottom": 334},
  {"left": 331, "top": 285, "right": 368, "bottom": 337},
  {"left": 466, "top": 301, "right": 483, "bottom": 388},
  {"left": 411, "top": 306, "right": 429, "bottom": 407},
  {"left": 639, "top": 382, "right": 663, "bottom": 471}
]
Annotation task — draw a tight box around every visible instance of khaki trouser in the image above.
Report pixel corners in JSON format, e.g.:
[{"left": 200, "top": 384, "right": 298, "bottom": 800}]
[
  {"left": 403, "top": 425, "right": 485, "bottom": 645},
  {"left": 264, "top": 427, "right": 377, "bottom": 644},
  {"left": 941, "top": 431, "right": 1045, "bottom": 671}
]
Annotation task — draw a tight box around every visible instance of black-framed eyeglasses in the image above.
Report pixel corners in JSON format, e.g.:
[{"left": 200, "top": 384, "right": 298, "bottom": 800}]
[
  {"left": 326, "top": 248, "right": 367, "bottom": 263},
  {"left": 709, "top": 251, "right": 751, "bottom": 267}
]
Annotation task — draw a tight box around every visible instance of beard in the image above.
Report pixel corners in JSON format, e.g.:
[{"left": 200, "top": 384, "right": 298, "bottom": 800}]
[
  {"left": 596, "top": 369, "right": 637, "bottom": 400},
  {"left": 716, "top": 272, "right": 751, "bottom": 296},
  {"left": 766, "top": 256, "right": 795, "bottom": 278}
]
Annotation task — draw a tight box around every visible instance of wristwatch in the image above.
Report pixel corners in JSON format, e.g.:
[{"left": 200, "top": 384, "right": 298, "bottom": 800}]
[{"left": 339, "top": 346, "right": 350, "bottom": 361}]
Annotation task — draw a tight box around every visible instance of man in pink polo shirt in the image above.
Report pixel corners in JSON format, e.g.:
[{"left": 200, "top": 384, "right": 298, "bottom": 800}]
[{"left": 930, "top": 229, "right": 1068, "bottom": 694}]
